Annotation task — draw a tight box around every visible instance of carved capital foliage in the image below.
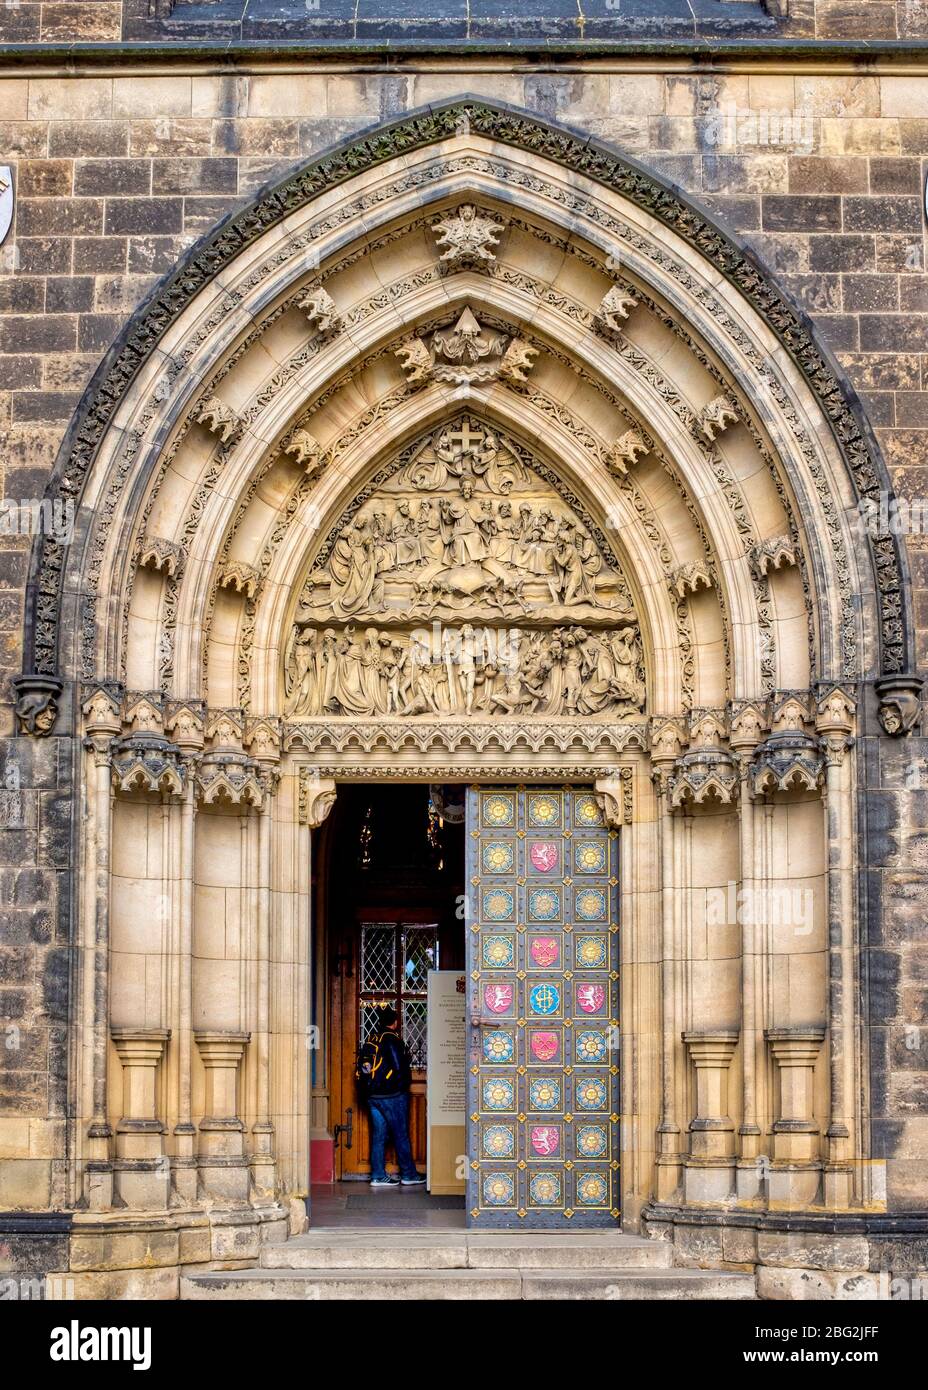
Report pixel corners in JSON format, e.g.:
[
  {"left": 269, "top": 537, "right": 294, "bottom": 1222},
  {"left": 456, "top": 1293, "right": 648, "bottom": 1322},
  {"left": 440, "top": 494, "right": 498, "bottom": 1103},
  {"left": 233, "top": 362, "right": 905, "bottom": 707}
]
[
  {"left": 393, "top": 307, "right": 538, "bottom": 391},
  {"left": 648, "top": 716, "right": 687, "bottom": 766},
  {"left": 874, "top": 674, "right": 924, "bottom": 738},
  {"left": 165, "top": 699, "right": 206, "bottom": 754},
  {"left": 111, "top": 733, "right": 185, "bottom": 797},
  {"left": 728, "top": 699, "right": 768, "bottom": 753},
  {"left": 298, "top": 771, "right": 337, "bottom": 828},
  {"left": 14, "top": 673, "right": 64, "bottom": 737},
  {"left": 81, "top": 682, "right": 122, "bottom": 739},
  {"left": 814, "top": 682, "right": 857, "bottom": 738},
  {"left": 244, "top": 716, "right": 281, "bottom": 765}
]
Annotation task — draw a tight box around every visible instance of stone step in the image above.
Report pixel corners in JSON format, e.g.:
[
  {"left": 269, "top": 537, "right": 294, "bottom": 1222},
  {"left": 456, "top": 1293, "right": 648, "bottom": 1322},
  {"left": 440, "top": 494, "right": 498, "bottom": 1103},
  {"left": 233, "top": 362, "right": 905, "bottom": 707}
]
[
  {"left": 181, "top": 1265, "right": 755, "bottom": 1301},
  {"left": 260, "top": 1229, "right": 673, "bottom": 1271}
]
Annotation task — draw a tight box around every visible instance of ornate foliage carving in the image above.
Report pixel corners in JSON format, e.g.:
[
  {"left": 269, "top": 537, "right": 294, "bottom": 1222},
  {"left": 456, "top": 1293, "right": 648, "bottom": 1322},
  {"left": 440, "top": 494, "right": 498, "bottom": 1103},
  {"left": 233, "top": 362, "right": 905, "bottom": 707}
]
[
  {"left": 606, "top": 430, "right": 649, "bottom": 478},
  {"left": 596, "top": 285, "right": 640, "bottom": 332}
]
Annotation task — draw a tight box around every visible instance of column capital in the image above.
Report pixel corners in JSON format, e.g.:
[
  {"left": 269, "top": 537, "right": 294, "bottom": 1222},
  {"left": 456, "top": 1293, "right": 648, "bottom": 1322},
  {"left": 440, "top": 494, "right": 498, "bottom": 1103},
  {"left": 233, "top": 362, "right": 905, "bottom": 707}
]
[
  {"left": 299, "top": 771, "right": 337, "bottom": 828},
  {"left": 594, "top": 770, "right": 632, "bottom": 827}
]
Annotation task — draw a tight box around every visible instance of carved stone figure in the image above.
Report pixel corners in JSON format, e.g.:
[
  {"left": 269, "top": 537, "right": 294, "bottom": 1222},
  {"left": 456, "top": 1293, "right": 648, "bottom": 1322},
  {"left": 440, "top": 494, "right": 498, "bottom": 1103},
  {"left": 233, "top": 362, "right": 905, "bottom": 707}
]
[
  {"left": 431, "top": 204, "right": 505, "bottom": 269},
  {"left": 285, "top": 620, "right": 645, "bottom": 721}
]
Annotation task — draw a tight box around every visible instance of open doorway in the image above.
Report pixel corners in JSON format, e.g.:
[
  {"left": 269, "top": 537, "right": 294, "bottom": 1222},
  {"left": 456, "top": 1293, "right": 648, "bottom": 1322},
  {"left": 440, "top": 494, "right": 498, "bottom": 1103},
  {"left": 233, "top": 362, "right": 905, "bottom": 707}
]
[{"left": 314, "top": 784, "right": 466, "bottom": 1220}]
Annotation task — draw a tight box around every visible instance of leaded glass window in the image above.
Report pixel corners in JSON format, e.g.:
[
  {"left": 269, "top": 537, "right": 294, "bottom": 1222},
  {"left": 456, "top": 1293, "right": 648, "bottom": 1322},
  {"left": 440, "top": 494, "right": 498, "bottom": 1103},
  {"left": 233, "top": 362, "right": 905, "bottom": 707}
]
[{"left": 358, "top": 921, "right": 438, "bottom": 1071}]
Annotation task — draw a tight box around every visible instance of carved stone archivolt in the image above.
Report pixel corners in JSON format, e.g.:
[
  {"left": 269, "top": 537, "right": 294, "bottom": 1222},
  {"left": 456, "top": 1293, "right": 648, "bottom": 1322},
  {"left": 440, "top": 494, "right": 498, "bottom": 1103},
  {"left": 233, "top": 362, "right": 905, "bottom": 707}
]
[{"left": 284, "top": 414, "right": 646, "bottom": 722}]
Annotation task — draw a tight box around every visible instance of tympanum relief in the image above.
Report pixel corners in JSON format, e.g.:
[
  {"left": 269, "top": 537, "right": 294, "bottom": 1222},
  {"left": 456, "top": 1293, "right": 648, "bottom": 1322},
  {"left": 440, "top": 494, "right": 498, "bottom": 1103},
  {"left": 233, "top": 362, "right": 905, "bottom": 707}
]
[{"left": 284, "top": 416, "right": 645, "bottom": 721}]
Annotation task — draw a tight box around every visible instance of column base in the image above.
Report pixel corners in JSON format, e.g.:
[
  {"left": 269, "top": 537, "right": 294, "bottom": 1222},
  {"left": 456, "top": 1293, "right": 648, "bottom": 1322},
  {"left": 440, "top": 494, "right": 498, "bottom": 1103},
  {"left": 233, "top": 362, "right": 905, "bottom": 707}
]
[
  {"left": 822, "top": 1164, "right": 853, "bottom": 1210},
  {"left": 655, "top": 1154, "right": 683, "bottom": 1203},
  {"left": 197, "top": 1156, "right": 251, "bottom": 1203},
  {"left": 767, "top": 1162, "right": 822, "bottom": 1210},
  {"left": 683, "top": 1158, "right": 736, "bottom": 1204},
  {"left": 113, "top": 1159, "right": 171, "bottom": 1211}
]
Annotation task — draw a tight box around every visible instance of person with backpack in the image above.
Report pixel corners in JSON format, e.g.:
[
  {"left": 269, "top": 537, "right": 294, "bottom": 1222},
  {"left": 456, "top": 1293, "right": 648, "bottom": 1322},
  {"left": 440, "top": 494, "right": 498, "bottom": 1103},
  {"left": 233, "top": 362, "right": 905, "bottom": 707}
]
[{"left": 356, "top": 1007, "right": 426, "bottom": 1187}]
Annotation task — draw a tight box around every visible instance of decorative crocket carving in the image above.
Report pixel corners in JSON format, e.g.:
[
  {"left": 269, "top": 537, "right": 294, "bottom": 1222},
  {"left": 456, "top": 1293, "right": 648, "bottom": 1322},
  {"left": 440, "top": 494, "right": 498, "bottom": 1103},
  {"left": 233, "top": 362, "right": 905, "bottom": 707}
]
[
  {"left": 498, "top": 339, "right": 538, "bottom": 384},
  {"left": 670, "top": 561, "right": 714, "bottom": 598},
  {"left": 606, "top": 430, "right": 649, "bottom": 477},
  {"left": 597, "top": 285, "right": 640, "bottom": 332},
  {"left": 430, "top": 204, "right": 505, "bottom": 269},
  {"left": 394, "top": 335, "right": 434, "bottom": 388},
  {"left": 295, "top": 285, "right": 342, "bottom": 337},
  {"left": 138, "top": 535, "right": 183, "bottom": 578},
  {"left": 196, "top": 395, "right": 244, "bottom": 446},
  {"left": 698, "top": 395, "right": 739, "bottom": 443},
  {"left": 751, "top": 535, "right": 798, "bottom": 577},
  {"left": 218, "top": 561, "right": 260, "bottom": 599},
  {"left": 283, "top": 427, "right": 327, "bottom": 477},
  {"left": 298, "top": 771, "right": 337, "bottom": 828}
]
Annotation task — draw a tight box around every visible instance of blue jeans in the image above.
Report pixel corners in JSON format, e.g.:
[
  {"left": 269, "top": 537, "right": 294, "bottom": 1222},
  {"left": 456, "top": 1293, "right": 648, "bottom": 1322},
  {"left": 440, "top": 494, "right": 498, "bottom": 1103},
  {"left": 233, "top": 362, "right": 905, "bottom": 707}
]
[{"left": 368, "top": 1093, "right": 419, "bottom": 1181}]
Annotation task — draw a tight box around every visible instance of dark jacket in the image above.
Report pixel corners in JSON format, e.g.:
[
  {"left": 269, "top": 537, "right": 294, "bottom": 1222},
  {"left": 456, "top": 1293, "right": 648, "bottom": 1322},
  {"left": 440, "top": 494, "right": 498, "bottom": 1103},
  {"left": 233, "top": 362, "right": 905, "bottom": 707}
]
[{"left": 361, "top": 1029, "right": 412, "bottom": 1098}]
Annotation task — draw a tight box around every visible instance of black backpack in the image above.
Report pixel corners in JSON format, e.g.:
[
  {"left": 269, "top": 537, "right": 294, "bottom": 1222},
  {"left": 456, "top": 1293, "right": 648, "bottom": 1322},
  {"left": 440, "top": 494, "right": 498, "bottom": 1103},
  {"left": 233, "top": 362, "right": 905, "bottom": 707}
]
[{"left": 355, "top": 1037, "right": 380, "bottom": 1099}]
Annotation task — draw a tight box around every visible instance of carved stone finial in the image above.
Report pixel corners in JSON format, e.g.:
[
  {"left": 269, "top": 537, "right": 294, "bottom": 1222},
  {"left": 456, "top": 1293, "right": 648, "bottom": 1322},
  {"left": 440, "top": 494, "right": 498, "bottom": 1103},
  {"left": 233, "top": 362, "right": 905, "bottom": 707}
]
[
  {"left": 13, "top": 674, "right": 64, "bottom": 737},
  {"left": 596, "top": 285, "right": 640, "bottom": 333},
  {"left": 430, "top": 204, "right": 505, "bottom": 269},
  {"left": 875, "top": 675, "right": 924, "bottom": 738},
  {"left": 606, "top": 430, "right": 649, "bottom": 477},
  {"left": 294, "top": 285, "right": 342, "bottom": 337},
  {"left": 697, "top": 395, "right": 739, "bottom": 444}
]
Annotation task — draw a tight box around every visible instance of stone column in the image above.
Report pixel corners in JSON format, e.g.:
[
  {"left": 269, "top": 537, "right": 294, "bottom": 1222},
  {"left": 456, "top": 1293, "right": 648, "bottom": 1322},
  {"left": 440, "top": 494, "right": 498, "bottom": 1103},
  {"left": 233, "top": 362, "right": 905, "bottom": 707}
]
[
  {"left": 298, "top": 772, "right": 338, "bottom": 1192},
  {"left": 649, "top": 719, "right": 686, "bottom": 1203},
  {"left": 816, "top": 686, "right": 857, "bottom": 1210},
  {"left": 247, "top": 728, "right": 281, "bottom": 1202},
  {"left": 111, "top": 1028, "right": 171, "bottom": 1209},
  {"left": 194, "top": 1030, "right": 251, "bottom": 1201},
  {"left": 682, "top": 1030, "right": 739, "bottom": 1202},
  {"left": 167, "top": 703, "right": 205, "bottom": 1204},
  {"left": 765, "top": 1026, "right": 826, "bottom": 1208},
  {"left": 730, "top": 703, "right": 766, "bottom": 1200},
  {"left": 81, "top": 687, "right": 123, "bottom": 1210}
]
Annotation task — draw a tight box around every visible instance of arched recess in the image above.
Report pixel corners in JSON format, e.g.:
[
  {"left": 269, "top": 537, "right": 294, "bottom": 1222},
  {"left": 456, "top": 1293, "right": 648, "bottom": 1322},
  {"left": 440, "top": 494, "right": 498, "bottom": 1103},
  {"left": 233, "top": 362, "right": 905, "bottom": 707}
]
[{"left": 18, "top": 100, "right": 920, "bottom": 1231}]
